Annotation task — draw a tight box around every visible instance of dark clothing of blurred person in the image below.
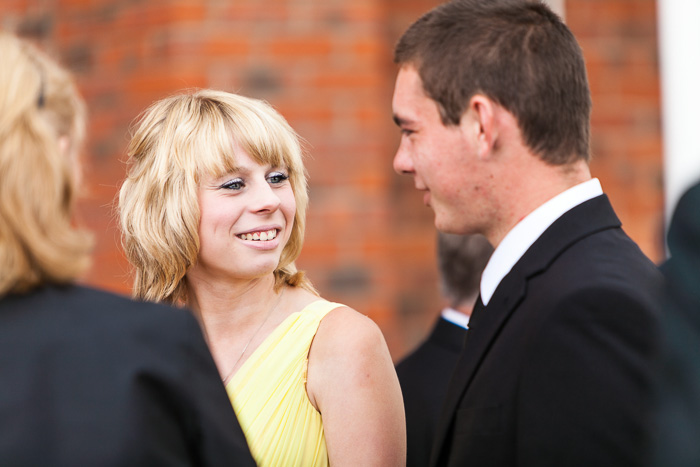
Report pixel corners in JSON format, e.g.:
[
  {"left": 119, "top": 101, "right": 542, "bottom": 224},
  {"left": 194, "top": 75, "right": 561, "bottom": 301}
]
[
  {"left": 654, "top": 181, "right": 700, "bottom": 467},
  {"left": 0, "top": 285, "right": 255, "bottom": 466},
  {"left": 397, "top": 313, "right": 466, "bottom": 467},
  {"left": 397, "top": 233, "right": 492, "bottom": 467}
]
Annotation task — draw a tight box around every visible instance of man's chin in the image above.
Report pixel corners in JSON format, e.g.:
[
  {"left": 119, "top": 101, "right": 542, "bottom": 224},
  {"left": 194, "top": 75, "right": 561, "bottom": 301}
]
[
  {"left": 434, "top": 215, "right": 474, "bottom": 236},
  {"left": 434, "top": 217, "right": 458, "bottom": 234}
]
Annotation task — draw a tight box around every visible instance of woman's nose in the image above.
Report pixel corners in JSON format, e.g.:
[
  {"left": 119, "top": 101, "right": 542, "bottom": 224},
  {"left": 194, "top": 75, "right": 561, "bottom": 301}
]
[{"left": 250, "top": 182, "right": 281, "bottom": 213}]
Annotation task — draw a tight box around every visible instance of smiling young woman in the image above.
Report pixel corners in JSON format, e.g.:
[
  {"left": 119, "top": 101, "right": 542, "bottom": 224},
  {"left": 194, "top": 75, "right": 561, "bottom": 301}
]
[{"left": 118, "top": 89, "right": 406, "bottom": 467}]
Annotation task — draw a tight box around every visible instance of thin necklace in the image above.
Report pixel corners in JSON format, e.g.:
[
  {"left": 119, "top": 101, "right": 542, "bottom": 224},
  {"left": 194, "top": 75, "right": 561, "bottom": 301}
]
[{"left": 222, "top": 288, "right": 285, "bottom": 385}]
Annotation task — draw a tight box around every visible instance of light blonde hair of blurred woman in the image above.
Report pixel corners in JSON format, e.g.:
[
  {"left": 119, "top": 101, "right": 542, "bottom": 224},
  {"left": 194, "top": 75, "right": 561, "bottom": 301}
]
[
  {"left": 119, "top": 89, "right": 315, "bottom": 304},
  {"left": 0, "top": 31, "right": 93, "bottom": 296}
]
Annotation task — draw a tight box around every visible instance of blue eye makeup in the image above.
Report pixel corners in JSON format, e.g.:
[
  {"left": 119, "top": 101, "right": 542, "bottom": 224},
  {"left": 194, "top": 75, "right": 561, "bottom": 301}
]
[
  {"left": 267, "top": 171, "right": 289, "bottom": 185},
  {"left": 216, "top": 168, "right": 288, "bottom": 192},
  {"left": 220, "top": 178, "right": 244, "bottom": 190}
]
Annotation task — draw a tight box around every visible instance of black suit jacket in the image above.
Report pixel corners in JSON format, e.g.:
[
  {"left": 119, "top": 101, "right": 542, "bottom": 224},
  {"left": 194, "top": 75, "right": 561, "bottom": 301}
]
[
  {"left": 0, "top": 284, "right": 255, "bottom": 466},
  {"left": 431, "top": 195, "right": 662, "bottom": 467},
  {"left": 396, "top": 316, "right": 467, "bottom": 467}
]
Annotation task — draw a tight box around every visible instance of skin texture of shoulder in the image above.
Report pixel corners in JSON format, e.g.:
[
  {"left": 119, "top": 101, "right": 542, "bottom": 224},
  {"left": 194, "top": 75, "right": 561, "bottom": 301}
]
[{"left": 306, "top": 305, "right": 406, "bottom": 466}]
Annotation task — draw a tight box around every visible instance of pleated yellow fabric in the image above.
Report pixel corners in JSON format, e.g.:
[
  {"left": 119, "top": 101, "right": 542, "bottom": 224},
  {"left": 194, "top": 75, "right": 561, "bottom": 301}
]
[{"left": 226, "top": 299, "right": 341, "bottom": 467}]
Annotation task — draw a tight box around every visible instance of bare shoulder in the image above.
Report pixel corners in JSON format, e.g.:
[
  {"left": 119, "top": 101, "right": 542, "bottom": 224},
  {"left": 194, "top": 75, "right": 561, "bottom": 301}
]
[
  {"left": 313, "top": 305, "right": 387, "bottom": 357},
  {"left": 306, "top": 304, "right": 394, "bottom": 407},
  {"left": 306, "top": 303, "right": 406, "bottom": 465}
]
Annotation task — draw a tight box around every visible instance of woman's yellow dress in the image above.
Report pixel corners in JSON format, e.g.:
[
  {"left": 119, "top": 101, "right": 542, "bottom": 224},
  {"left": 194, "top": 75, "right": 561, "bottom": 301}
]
[{"left": 225, "top": 299, "right": 340, "bottom": 466}]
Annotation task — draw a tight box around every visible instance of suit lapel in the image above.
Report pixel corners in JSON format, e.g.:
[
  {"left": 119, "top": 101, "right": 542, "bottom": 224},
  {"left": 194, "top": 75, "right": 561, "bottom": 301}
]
[
  {"left": 430, "top": 195, "right": 622, "bottom": 465},
  {"left": 429, "top": 317, "right": 468, "bottom": 353},
  {"left": 432, "top": 270, "right": 529, "bottom": 464}
]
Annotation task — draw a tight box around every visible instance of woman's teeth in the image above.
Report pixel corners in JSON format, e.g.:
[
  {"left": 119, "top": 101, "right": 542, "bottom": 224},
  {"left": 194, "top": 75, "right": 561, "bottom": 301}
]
[{"left": 238, "top": 229, "right": 278, "bottom": 241}]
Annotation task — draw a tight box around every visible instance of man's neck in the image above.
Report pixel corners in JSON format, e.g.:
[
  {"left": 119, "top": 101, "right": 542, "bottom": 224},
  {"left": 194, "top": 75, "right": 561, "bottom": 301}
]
[
  {"left": 486, "top": 159, "right": 591, "bottom": 247},
  {"left": 479, "top": 177, "right": 603, "bottom": 305}
]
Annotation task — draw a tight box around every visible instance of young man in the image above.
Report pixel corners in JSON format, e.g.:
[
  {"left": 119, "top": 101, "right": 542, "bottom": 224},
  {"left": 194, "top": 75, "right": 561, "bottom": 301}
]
[{"left": 392, "top": 1, "right": 662, "bottom": 466}]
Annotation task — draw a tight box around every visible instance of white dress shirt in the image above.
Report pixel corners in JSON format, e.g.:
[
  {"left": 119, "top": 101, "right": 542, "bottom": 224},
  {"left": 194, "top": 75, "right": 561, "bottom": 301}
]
[
  {"left": 441, "top": 307, "right": 470, "bottom": 329},
  {"left": 480, "top": 178, "right": 604, "bottom": 306}
]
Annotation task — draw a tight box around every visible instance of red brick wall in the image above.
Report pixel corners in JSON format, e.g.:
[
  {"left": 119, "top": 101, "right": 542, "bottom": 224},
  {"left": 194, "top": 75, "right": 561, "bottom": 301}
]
[
  {"left": 2, "top": 0, "right": 663, "bottom": 361},
  {"left": 567, "top": 0, "right": 664, "bottom": 266}
]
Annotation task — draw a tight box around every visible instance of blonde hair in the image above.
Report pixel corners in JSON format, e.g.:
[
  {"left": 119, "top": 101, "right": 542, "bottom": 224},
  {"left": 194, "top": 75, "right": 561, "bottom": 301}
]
[
  {"left": 119, "top": 89, "right": 315, "bottom": 304},
  {"left": 0, "top": 31, "right": 92, "bottom": 296}
]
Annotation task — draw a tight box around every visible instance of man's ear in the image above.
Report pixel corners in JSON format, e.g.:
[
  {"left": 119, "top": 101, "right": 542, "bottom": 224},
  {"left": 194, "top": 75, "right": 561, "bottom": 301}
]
[{"left": 460, "top": 94, "right": 496, "bottom": 160}]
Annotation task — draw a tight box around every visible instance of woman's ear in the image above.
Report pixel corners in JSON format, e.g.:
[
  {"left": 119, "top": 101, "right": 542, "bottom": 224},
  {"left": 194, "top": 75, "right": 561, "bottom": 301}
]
[
  {"left": 58, "top": 135, "right": 71, "bottom": 157},
  {"left": 59, "top": 135, "right": 82, "bottom": 186},
  {"left": 460, "top": 94, "right": 497, "bottom": 160}
]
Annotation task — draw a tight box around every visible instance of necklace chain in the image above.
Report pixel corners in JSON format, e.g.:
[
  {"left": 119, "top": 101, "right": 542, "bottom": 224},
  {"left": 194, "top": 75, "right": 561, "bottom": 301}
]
[{"left": 222, "top": 288, "right": 285, "bottom": 385}]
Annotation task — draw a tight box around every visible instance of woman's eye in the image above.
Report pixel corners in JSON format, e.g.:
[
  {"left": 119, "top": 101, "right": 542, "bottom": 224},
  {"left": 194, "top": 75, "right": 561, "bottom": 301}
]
[
  {"left": 220, "top": 178, "right": 244, "bottom": 190},
  {"left": 267, "top": 172, "right": 289, "bottom": 185}
]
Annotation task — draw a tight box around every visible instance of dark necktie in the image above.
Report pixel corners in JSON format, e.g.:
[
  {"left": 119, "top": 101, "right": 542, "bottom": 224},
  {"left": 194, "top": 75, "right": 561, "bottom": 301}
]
[{"left": 468, "top": 294, "right": 486, "bottom": 331}]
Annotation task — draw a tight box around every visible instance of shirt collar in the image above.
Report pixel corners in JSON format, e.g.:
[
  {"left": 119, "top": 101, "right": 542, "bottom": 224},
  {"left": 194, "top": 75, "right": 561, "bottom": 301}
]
[
  {"left": 480, "top": 178, "right": 603, "bottom": 305},
  {"left": 441, "top": 307, "right": 470, "bottom": 329}
]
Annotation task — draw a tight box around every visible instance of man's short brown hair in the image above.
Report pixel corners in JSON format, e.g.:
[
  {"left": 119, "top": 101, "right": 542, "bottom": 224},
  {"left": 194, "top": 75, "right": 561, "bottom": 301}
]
[{"left": 395, "top": 0, "right": 592, "bottom": 165}]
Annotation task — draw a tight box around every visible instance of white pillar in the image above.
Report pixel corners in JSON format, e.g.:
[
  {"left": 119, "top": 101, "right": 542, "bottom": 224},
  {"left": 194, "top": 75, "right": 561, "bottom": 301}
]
[
  {"left": 546, "top": 0, "right": 566, "bottom": 18},
  {"left": 658, "top": 0, "right": 700, "bottom": 229}
]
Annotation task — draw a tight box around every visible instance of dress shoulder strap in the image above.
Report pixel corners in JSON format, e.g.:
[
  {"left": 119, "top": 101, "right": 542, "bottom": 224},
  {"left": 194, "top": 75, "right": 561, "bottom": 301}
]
[{"left": 300, "top": 299, "right": 345, "bottom": 323}]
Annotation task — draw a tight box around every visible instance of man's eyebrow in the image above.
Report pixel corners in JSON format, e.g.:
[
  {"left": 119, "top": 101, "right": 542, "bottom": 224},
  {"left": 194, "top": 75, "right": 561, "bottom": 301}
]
[{"left": 393, "top": 114, "right": 412, "bottom": 127}]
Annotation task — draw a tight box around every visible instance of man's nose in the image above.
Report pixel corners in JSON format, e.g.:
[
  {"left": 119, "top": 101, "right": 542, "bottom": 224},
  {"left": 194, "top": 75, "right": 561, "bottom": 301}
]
[{"left": 393, "top": 140, "right": 415, "bottom": 175}]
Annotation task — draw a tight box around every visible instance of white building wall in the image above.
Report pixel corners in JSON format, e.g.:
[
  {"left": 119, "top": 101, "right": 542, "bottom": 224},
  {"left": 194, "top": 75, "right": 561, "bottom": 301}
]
[{"left": 658, "top": 0, "right": 700, "bottom": 228}]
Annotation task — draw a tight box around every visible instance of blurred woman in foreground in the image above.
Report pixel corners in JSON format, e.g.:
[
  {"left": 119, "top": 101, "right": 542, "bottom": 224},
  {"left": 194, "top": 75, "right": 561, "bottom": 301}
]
[{"left": 0, "top": 31, "right": 254, "bottom": 466}]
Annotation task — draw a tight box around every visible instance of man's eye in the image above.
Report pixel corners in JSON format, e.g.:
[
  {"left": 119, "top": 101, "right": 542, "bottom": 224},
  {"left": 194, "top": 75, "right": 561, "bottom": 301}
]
[{"left": 401, "top": 128, "right": 415, "bottom": 136}]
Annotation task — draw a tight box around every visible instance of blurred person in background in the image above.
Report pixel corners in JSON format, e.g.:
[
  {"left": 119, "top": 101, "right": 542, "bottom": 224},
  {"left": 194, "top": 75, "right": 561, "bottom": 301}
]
[
  {"left": 0, "top": 31, "right": 255, "bottom": 466},
  {"left": 397, "top": 232, "right": 493, "bottom": 467},
  {"left": 654, "top": 181, "right": 700, "bottom": 467},
  {"left": 118, "top": 89, "right": 406, "bottom": 467}
]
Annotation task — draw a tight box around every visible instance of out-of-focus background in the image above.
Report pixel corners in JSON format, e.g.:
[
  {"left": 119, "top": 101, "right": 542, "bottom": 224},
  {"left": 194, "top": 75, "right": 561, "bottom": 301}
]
[{"left": 2, "top": 0, "right": 696, "bottom": 361}]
